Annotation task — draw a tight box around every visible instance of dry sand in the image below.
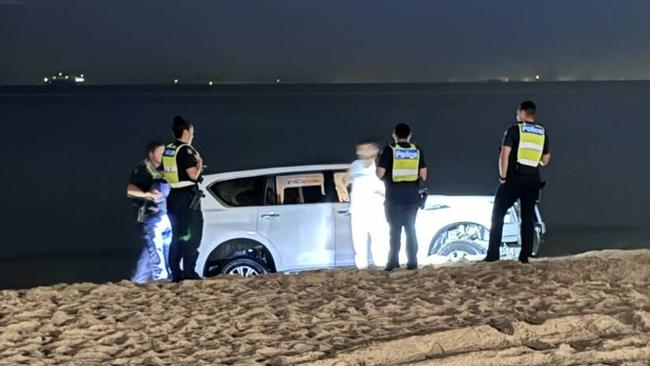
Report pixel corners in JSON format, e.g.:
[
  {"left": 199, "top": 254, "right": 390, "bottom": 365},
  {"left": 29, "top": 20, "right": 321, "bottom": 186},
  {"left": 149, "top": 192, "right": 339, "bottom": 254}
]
[{"left": 1, "top": 250, "right": 649, "bottom": 366}]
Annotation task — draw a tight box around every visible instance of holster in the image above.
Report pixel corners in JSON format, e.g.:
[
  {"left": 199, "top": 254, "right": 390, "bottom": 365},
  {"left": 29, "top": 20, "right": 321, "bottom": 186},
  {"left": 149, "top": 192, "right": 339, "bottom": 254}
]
[
  {"left": 537, "top": 181, "right": 547, "bottom": 202},
  {"left": 418, "top": 179, "right": 428, "bottom": 209},
  {"left": 136, "top": 205, "right": 146, "bottom": 223},
  {"left": 188, "top": 187, "right": 205, "bottom": 211}
]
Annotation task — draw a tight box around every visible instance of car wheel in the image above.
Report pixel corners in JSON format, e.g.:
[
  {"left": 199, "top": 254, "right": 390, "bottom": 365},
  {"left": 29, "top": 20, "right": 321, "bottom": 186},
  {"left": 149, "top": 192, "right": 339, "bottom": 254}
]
[
  {"left": 429, "top": 222, "right": 490, "bottom": 256},
  {"left": 220, "top": 258, "right": 268, "bottom": 277},
  {"left": 437, "top": 241, "right": 487, "bottom": 261}
]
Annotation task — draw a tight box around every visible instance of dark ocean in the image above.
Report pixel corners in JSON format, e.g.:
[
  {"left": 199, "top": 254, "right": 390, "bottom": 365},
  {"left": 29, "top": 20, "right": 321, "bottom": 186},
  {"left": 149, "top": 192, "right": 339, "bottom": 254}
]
[{"left": 1, "top": 82, "right": 649, "bottom": 289}]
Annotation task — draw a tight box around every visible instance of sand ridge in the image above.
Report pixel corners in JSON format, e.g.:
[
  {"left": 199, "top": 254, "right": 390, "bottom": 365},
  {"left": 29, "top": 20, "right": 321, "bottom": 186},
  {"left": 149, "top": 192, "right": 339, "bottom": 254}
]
[{"left": 0, "top": 249, "right": 649, "bottom": 365}]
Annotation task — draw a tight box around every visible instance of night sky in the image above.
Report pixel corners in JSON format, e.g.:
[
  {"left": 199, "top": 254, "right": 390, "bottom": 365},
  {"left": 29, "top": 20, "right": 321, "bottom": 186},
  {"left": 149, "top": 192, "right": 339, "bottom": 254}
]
[{"left": 2, "top": 0, "right": 650, "bottom": 84}]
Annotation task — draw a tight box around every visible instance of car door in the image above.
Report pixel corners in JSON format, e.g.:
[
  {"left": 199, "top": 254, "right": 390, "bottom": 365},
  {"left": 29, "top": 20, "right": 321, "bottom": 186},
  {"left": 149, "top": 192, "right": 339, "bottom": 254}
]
[
  {"left": 200, "top": 176, "right": 264, "bottom": 274},
  {"left": 257, "top": 172, "right": 336, "bottom": 271},
  {"left": 332, "top": 170, "right": 355, "bottom": 267}
]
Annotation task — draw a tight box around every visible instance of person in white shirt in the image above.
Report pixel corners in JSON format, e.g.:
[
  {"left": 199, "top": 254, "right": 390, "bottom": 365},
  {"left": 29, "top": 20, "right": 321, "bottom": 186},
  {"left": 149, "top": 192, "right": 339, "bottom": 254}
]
[{"left": 348, "top": 141, "right": 389, "bottom": 269}]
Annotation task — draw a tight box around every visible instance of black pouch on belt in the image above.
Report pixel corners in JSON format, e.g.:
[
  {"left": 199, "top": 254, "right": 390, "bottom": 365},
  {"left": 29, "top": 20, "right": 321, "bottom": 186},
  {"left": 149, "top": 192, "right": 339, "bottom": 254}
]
[
  {"left": 418, "top": 179, "right": 428, "bottom": 209},
  {"left": 188, "top": 188, "right": 205, "bottom": 211},
  {"left": 136, "top": 205, "right": 146, "bottom": 223}
]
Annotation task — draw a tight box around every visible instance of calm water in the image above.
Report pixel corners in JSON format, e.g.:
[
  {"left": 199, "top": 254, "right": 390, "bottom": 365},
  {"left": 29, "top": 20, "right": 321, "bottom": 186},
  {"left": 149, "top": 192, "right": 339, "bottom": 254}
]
[{"left": 1, "top": 82, "right": 649, "bottom": 288}]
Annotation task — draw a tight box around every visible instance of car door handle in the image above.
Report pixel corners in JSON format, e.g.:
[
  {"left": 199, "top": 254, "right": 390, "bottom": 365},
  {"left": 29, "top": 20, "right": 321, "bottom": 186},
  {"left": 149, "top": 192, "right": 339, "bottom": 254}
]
[
  {"left": 261, "top": 213, "right": 280, "bottom": 219},
  {"left": 337, "top": 209, "right": 350, "bottom": 216}
]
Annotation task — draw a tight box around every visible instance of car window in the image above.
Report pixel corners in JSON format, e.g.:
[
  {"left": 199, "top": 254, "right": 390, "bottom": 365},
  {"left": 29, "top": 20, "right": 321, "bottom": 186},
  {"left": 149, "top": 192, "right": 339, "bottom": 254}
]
[
  {"left": 333, "top": 171, "right": 350, "bottom": 203},
  {"left": 264, "top": 176, "right": 277, "bottom": 206},
  {"left": 209, "top": 176, "right": 265, "bottom": 207},
  {"left": 276, "top": 173, "right": 326, "bottom": 205}
]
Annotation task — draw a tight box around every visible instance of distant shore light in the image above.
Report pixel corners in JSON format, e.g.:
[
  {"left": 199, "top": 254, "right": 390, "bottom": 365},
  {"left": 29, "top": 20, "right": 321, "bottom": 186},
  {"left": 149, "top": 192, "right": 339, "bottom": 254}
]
[
  {"left": 535, "top": 75, "right": 541, "bottom": 81},
  {"left": 173, "top": 79, "right": 179, "bottom": 84},
  {"left": 208, "top": 81, "right": 214, "bottom": 86},
  {"left": 43, "top": 77, "right": 48, "bottom": 83},
  {"left": 276, "top": 78, "right": 281, "bottom": 83}
]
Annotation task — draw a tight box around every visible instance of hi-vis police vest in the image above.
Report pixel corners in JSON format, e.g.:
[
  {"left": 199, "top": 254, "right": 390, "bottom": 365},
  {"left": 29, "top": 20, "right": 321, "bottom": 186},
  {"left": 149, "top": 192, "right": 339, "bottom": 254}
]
[
  {"left": 517, "top": 123, "right": 546, "bottom": 168},
  {"left": 391, "top": 143, "right": 420, "bottom": 182},
  {"left": 162, "top": 142, "right": 197, "bottom": 189}
]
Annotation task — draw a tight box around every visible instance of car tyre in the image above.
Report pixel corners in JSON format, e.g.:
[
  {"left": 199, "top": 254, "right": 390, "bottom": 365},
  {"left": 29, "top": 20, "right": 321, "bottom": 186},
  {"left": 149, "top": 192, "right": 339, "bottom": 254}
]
[
  {"left": 220, "top": 258, "right": 268, "bottom": 277},
  {"left": 429, "top": 222, "right": 490, "bottom": 256},
  {"left": 437, "top": 241, "right": 487, "bottom": 261}
]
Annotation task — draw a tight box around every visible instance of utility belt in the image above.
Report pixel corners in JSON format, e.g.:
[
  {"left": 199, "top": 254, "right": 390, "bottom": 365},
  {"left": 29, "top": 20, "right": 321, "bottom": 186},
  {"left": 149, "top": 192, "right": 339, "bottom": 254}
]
[
  {"left": 133, "top": 202, "right": 165, "bottom": 223},
  {"left": 189, "top": 186, "right": 204, "bottom": 211},
  {"left": 512, "top": 162, "right": 542, "bottom": 176}
]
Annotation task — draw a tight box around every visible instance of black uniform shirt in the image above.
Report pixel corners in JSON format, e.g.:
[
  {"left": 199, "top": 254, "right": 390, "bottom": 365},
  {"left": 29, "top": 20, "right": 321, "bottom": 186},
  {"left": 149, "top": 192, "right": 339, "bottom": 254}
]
[
  {"left": 377, "top": 142, "right": 427, "bottom": 204},
  {"left": 175, "top": 143, "right": 200, "bottom": 183},
  {"left": 129, "top": 162, "right": 155, "bottom": 193},
  {"left": 129, "top": 162, "right": 169, "bottom": 216},
  {"left": 502, "top": 122, "right": 550, "bottom": 178}
]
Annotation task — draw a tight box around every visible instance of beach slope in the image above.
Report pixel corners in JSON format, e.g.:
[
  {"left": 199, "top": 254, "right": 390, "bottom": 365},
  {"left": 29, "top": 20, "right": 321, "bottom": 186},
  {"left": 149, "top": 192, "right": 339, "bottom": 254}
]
[{"left": 1, "top": 250, "right": 649, "bottom": 365}]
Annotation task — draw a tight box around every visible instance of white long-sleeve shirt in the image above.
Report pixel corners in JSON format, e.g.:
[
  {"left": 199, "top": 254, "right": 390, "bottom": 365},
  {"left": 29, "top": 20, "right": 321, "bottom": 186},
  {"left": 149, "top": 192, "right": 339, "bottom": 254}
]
[{"left": 349, "top": 159, "right": 385, "bottom": 212}]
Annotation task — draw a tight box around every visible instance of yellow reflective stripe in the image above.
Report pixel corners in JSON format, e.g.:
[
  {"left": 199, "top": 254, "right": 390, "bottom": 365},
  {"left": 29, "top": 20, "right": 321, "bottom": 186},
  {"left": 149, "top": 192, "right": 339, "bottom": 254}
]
[
  {"left": 393, "top": 169, "right": 419, "bottom": 176},
  {"left": 519, "top": 142, "right": 543, "bottom": 152},
  {"left": 517, "top": 159, "right": 540, "bottom": 167},
  {"left": 169, "top": 181, "right": 196, "bottom": 189}
]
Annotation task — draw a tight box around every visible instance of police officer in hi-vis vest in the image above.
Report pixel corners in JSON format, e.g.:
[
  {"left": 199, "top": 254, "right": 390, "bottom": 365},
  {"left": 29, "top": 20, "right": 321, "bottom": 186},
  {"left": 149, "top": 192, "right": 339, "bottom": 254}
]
[
  {"left": 377, "top": 123, "right": 427, "bottom": 271},
  {"left": 162, "top": 116, "right": 204, "bottom": 281},
  {"left": 484, "top": 101, "right": 551, "bottom": 263},
  {"left": 126, "top": 140, "right": 172, "bottom": 283}
]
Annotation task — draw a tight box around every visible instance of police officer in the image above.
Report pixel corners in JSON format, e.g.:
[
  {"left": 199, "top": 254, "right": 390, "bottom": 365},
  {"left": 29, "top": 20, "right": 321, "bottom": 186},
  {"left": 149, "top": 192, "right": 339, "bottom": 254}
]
[
  {"left": 162, "top": 116, "right": 204, "bottom": 281},
  {"left": 484, "top": 101, "right": 551, "bottom": 263},
  {"left": 126, "top": 140, "right": 172, "bottom": 283},
  {"left": 376, "top": 123, "right": 427, "bottom": 271}
]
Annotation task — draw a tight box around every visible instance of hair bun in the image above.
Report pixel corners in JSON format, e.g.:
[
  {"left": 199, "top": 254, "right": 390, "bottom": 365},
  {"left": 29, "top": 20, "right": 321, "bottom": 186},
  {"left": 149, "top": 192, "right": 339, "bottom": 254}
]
[{"left": 173, "top": 115, "right": 185, "bottom": 124}]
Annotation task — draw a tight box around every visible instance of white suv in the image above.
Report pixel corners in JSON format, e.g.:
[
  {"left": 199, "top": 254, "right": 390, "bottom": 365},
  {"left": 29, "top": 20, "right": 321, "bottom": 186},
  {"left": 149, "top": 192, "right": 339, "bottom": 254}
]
[{"left": 195, "top": 164, "right": 545, "bottom": 277}]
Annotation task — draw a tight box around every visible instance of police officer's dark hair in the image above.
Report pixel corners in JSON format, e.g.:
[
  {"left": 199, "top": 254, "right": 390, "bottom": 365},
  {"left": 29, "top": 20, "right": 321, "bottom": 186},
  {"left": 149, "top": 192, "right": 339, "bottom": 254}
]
[
  {"left": 519, "top": 101, "right": 537, "bottom": 115},
  {"left": 172, "top": 115, "right": 193, "bottom": 139},
  {"left": 394, "top": 123, "right": 411, "bottom": 139},
  {"left": 146, "top": 140, "right": 165, "bottom": 155}
]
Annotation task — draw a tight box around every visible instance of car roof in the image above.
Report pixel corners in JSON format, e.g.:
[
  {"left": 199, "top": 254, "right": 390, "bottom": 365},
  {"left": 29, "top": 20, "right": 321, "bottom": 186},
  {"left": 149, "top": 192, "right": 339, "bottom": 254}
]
[{"left": 202, "top": 164, "right": 351, "bottom": 183}]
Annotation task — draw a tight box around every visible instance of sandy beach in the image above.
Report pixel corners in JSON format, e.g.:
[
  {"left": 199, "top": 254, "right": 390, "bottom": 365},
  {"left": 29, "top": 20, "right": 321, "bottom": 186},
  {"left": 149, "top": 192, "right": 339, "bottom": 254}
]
[{"left": 1, "top": 249, "right": 649, "bottom": 365}]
